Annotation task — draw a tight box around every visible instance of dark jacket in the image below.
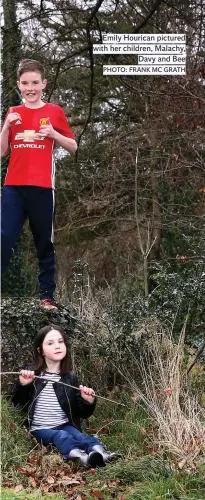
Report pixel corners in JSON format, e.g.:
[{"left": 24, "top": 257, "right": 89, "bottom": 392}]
[{"left": 11, "top": 369, "right": 97, "bottom": 431}]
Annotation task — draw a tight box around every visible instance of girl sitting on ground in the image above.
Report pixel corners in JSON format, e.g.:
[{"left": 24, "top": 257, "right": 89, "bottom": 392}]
[{"left": 12, "top": 324, "right": 118, "bottom": 468}]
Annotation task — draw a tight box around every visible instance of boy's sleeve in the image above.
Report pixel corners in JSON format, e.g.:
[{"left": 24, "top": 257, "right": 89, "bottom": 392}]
[
  {"left": 70, "top": 373, "right": 97, "bottom": 419},
  {"left": 55, "top": 107, "right": 75, "bottom": 139}
]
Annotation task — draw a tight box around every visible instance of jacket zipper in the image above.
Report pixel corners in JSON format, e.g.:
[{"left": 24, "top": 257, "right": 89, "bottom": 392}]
[{"left": 64, "top": 387, "right": 75, "bottom": 427}]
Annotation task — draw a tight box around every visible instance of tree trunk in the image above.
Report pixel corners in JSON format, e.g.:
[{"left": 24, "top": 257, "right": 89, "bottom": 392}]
[{"left": 1, "top": 0, "right": 28, "bottom": 297}]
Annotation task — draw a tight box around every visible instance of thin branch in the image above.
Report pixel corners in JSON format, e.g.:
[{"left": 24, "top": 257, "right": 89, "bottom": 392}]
[
  {"left": 75, "top": 2, "right": 105, "bottom": 157},
  {"left": 47, "top": 61, "right": 61, "bottom": 102},
  {"left": 86, "top": 0, "right": 105, "bottom": 24},
  {"left": 133, "top": 0, "right": 164, "bottom": 33},
  {"left": 135, "top": 148, "right": 144, "bottom": 256},
  {"left": 186, "top": 341, "right": 205, "bottom": 375}
]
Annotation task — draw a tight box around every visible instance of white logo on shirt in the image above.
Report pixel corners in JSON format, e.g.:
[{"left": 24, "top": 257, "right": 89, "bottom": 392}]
[{"left": 15, "top": 130, "right": 44, "bottom": 142}]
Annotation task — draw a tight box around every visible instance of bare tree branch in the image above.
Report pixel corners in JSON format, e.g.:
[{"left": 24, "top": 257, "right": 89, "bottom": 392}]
[{"left": 133, "top": 0, "right": 164, "bottom": 32}]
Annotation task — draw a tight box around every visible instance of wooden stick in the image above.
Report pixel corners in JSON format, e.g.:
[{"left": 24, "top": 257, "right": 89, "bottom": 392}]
[{"left": 1, "top": 372, "right": 126, "bottom": 407}]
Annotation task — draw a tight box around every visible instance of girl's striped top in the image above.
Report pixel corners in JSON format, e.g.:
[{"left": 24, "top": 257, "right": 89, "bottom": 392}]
[{"left": 30, "top": 371, "right": 68, "bottom": 431}]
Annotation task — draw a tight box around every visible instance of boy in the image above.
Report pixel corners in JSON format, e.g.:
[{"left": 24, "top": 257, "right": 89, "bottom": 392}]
[{"left": 1, "top": 59, "right": 77, "bottom": 310}]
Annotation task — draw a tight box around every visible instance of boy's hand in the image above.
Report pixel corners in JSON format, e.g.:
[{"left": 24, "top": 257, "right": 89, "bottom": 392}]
[
  {"left": 79, "top": 385, "right": 95, "bottom": 404},
  {"left": 4, "top": 113, "right": 22, "bottom": 130},
  {"left": 19, "top": 370, "right": 35, "bottom": 386},
  {"left": 38, "top": 118, "right": 56, "bottom": 139}
]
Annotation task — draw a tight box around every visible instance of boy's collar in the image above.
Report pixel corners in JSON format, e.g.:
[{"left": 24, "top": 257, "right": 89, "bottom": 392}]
[{"left": 24, "top": 101, "right": 47, "bottom": 109}]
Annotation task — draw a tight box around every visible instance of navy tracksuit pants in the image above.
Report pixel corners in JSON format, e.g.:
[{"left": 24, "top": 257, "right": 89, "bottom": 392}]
[{"left": 1, "top": 186, "right": 56, "bottom": 300}]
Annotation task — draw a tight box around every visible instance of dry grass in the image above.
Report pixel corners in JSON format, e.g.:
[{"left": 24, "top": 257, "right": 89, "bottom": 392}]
[
  {"left": 120, "top": 319, "right": 205, "bottom": 469},
  {"left": 59, "top": 278, "right": 205, "bottom": 470}
]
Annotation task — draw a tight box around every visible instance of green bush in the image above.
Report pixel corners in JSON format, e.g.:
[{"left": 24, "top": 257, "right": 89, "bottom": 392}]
[
  {"left": 1, "top": 298, "right": 78, "bottom": 393},
  {"left": 109, "top": 263, "right": 205, "bottom": 349}
]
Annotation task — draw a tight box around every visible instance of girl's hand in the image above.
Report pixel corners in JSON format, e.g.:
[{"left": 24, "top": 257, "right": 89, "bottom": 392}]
[
  {"left": 19, "top": 370, "right": 35, "bottom": 385},
  {"left": 4, "top": 113, "right": 22, "bottom": 130},
  {"left": 79, "top": 385, "right": 95, "bottom": 404}
]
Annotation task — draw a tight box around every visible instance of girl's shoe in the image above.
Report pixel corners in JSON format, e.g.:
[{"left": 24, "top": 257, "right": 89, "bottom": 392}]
[
  {"left": 92, "top": 445, "right": 120, "bottom": 463},
  {"left": 87, "top": 451, "right": 105, "bottom": 468},
  {"left": 68, "top": 448, "right": 105, "bottom": 468},
  {"left": 68, "top": 448, "right": 88, "bottom": 466}
]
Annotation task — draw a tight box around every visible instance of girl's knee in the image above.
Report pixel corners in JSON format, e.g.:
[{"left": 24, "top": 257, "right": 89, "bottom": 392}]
[{"left": 54, "top": 430, "right": 70, "bottom": 444}]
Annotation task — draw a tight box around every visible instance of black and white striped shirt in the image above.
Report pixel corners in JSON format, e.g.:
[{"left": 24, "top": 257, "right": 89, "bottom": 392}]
[{"left": 30, "top": 372, "right": 68, "bottom": 431}]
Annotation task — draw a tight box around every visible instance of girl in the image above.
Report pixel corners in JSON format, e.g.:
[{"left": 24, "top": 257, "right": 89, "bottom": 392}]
[{"left": 12, "top": 324, "right": 117, "bottom": 468}]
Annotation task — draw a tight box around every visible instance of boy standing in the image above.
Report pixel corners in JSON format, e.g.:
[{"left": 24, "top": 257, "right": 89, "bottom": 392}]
[{"left": 1, "top": 59, "right": 77, "bottom": 310}]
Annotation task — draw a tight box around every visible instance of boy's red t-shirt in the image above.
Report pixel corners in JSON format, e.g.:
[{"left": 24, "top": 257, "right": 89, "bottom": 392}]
[{"left": 4, "top": 102, "right": 75, "bottom": 188}]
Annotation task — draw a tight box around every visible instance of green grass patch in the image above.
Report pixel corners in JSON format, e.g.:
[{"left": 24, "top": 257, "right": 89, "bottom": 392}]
[
  {"left": 79, "top": 468, "right": 205, "bottom": 500},
  {"left": 1, "top": 489, "right": 65, "bottom": 500},
  {"left": 122, "top": 473, "right": 205, "bottom": 499},
  {"left": 1, "top": 397, "right": 35, "bottom": 479},
  {"left": 86, "top": 399, "right": 150, "bottom": 457},
  {"left": 85, "top": 456, "right": 171, "bottom": 485}
]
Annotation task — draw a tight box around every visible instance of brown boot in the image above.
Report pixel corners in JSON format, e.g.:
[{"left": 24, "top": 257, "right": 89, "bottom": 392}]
[{"left": 40, "top": 299, "right": 58, "bottom": 311}]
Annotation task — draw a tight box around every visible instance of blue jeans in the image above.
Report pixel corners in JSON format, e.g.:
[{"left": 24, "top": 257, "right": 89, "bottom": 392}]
[{"left": 31, "top": 423, "right": 102, "bottom": 458}]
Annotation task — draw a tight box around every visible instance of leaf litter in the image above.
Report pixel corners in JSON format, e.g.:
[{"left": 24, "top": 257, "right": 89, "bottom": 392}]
[
  {"left": 2, "top": 447, "right": 88, "bottom": 497},
  {"left": 2, "top": 447, "right": 125, "bottom": 499}
]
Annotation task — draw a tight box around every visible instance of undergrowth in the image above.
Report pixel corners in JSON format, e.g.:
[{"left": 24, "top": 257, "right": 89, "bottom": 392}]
[
  {"left": 2, "top": 319, "right": 205, "bottom": 499},
  {"left": 1, "top": 397, "right": 36, "bottom": 477},
  {"left": 2, "top": 394, "right": 205, "bottom": 500}
]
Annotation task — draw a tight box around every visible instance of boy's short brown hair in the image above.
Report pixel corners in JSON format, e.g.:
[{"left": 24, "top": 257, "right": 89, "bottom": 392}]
[{"left": 17, "top": 59, "right": 45, "bottom": 80}]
